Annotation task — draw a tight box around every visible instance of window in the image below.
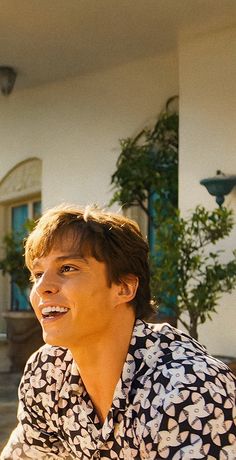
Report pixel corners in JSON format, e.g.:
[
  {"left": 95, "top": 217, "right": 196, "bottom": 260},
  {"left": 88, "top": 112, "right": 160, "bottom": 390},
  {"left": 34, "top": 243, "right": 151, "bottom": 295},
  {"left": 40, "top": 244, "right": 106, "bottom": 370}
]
[
  {"left": 0, "top": 158, "right": 42, "bottom": 333},
  {"left": 10, "top": 199, "right": 41, "bottom": 311}
]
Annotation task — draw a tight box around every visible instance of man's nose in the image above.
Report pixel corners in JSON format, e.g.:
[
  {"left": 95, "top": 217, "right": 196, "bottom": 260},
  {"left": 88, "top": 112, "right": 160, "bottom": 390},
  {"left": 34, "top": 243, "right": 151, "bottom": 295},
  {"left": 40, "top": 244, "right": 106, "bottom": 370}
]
[{"left": 35, "top": 272, "right": 59, "bottom": 296}]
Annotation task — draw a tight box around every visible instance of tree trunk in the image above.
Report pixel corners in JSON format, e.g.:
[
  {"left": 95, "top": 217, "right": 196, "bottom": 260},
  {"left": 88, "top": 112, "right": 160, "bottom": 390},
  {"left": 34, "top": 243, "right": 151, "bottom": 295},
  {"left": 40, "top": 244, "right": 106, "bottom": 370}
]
[{"left": 189, "top": 316, "right": 198, "bottom": 341}]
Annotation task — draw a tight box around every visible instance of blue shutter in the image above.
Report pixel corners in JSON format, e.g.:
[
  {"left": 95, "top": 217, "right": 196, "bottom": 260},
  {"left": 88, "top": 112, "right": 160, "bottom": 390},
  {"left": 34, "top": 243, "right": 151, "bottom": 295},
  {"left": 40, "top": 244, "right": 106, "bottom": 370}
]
[
  {"left": 11, "top": 204, "right": 29, "bottom": 311},
  {"left": 148, "top": 192, "right": 177, "bottom": 321}
]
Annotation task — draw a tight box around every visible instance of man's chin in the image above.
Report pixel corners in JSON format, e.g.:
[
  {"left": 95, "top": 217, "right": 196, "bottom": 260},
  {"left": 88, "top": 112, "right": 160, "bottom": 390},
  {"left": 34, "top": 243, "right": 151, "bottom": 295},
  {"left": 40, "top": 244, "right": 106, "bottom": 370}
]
[{"left": 43, "top": 332, "right": 67, "bottom": 348}]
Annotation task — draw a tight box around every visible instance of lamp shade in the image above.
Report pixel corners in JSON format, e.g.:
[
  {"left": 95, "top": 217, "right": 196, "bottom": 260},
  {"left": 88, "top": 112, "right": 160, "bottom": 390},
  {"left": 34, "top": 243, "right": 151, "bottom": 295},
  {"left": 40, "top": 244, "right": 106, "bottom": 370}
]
[
  {"left": 0, "top": 66, "right": 17, "bottom": 95},
  {"left": 200, "top": 172, "right": 236, "bottom": 206}
]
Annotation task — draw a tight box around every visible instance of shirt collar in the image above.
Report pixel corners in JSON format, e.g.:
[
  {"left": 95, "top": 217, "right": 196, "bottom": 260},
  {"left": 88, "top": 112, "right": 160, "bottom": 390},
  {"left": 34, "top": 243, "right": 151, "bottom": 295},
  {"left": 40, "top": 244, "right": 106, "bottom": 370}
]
[
  {"left": 112, "top": 319, "right": 158, "bottom": 411},
  {"left": 61, "top": 319, "right": 158, "bottom": 404},
  {"left": 59, "top": 352, "right": 82, "bottom": 398}
]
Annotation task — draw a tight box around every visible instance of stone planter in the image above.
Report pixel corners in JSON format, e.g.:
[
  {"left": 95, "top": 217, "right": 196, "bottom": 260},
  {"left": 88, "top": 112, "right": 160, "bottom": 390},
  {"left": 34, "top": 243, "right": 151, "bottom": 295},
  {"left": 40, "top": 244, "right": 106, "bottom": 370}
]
[{"left": 2, "top": 311, "right": 44, "bottom": 372}]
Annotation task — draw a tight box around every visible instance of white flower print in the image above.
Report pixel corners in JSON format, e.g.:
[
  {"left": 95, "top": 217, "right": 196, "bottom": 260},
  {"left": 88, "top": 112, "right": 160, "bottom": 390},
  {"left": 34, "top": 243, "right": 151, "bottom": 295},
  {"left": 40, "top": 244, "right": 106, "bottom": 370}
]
[
  {"left": 24, "top": 424, "right": 42, "bottom": 446},
  {"left": 109, "top": 449, "right": 121, "bottom": 459},
  {"left": 203, "top": 407, "right": 233, "bottom": 445},
  {"left": 2, "top": 320, "right": 235, "bottom": 460},
  {"left": 58, "top": 397, "right": 69, "bottom": 410},
  {"left": 139, "top": 388, "right": 151, "bottom": 410},
  {"left": 152, "top": 381, "right": 165, "bottom": 395},
  {"left": 77, "top": 429, "right": 93, "bottom": 457},
  {"left": 122, "top": 443, "right": 138, "bottom": 460},
  {"left": 65, "top": 418, "right": 81, "bottom": 432},
  {"left": 163, "top": 388, "right": 190, "bottom": 416},
  {"left": 218, "top": 371, "right": 234, "bottom": 385},
  {"left": 149, "top": 383, "right": 167, "bottom": 418},
  {"left": 218, "top": 372, "right": 236, "bottom": 401},
  {"left": 122, "top": 354, "right": 136, "bottom": 382},
  {"left": 171, "top": 344, "right": 191, "bottom": 360},
  {"left": 41, "top": 360, "right": 64, "bottom": 386},
  {"left": 30, "top": 367, "right": 47, "bottom": 389},
  {"left": 224, "top": 397, "right": 234, "bottom": 410},
  {"left": 140, "top": 442, "right": 157, "bottom": 460},
  {"left": 163, "top": 362, "right": 196, "bottom": 387},
  {"left": 192, "top": 357, "right": 217, "bottom": 380},
  {"left": 204, "top": 377, "right": 227, "bottom": 403},
  {"left": 179, "top": 392, "right": 214, "bottom": 430},
  {"left": 138, "top": 413, "right": 151, "bottom": 439},
  {"left": 172, "top": 434, "right": 210, "bottom": 459},
  {"left": 76, "top": 412, "right": 89, "bottom": 429},
  {"left": 22, "top": 444, "right": 45, "bottom": 460},
  {"left": 157, "top": 418, "right": 188, "bottom": 458},
  {"left": 219, "top": 434, "right": 236, "bottom": 460}
]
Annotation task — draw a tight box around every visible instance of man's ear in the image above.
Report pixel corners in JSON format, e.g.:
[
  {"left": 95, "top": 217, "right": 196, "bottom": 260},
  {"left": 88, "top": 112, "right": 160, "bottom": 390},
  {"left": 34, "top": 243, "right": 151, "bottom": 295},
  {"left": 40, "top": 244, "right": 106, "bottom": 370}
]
[{"left": 116, "top": 274, "right": 139, "bottom": 304}]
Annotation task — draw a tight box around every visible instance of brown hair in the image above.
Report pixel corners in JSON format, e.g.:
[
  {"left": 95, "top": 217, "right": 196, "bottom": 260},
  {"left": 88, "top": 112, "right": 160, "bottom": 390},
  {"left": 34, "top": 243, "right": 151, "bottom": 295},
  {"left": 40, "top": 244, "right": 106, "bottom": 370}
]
[{"left": 25, "top": 204, "right": 156, "bottom": 320}]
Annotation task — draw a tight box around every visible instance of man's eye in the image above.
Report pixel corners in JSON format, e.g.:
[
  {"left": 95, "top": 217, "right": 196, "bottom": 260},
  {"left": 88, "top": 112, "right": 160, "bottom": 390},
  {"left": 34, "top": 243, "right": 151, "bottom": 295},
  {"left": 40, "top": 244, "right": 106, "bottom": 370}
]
[
  {"left": 60, "top": 265, "right": 76, "bottom": 273},
  {"left": 30, "top": 272, "right": 43, "bottom": 281}
]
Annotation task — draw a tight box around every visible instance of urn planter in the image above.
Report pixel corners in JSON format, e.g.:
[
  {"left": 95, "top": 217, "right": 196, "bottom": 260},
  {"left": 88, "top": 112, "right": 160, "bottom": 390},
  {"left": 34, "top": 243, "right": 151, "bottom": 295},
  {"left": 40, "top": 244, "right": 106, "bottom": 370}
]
[{"left": 2, "top": 311, "right": 43, "bottom": 372}]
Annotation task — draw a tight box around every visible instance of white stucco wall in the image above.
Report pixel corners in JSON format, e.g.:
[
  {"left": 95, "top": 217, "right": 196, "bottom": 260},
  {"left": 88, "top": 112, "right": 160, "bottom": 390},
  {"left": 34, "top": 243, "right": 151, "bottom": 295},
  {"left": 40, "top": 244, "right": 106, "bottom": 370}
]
[
  {"left": 0, "top": 51, "right": 178, "bottom": 333},
  {"left": 179, "top": 27, "right": 236, "bottom": 356},
  {"left": 0, "top": 52, "right": 178, "bottom": 211}
]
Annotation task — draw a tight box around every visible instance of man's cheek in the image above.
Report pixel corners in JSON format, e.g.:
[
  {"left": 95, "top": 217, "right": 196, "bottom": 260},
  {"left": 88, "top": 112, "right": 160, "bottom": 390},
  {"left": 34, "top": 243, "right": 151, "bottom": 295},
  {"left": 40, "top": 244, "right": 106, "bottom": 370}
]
[{"left": 29, "top": 287, "right": 39, "bottom": 312}]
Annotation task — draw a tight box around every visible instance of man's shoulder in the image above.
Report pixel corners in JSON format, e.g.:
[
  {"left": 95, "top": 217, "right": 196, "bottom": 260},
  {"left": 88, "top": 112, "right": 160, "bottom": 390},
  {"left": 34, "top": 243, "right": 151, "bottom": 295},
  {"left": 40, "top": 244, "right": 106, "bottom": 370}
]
[
  {"left": 141, "top": 321, "right": 235, "bottom": 380},
  {"left": 133, "top": 322, "right": 235, "bottom": 420},
  {"left": 147, "top": 321, "right": 206, "bottom": 353}
]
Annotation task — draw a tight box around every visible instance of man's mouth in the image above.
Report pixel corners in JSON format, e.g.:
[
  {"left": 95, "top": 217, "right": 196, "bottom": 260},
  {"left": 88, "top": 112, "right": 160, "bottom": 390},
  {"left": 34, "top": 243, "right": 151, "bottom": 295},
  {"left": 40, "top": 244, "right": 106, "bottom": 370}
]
[{"left": 41, "top": 306, "right": 69, "bottom": 319}]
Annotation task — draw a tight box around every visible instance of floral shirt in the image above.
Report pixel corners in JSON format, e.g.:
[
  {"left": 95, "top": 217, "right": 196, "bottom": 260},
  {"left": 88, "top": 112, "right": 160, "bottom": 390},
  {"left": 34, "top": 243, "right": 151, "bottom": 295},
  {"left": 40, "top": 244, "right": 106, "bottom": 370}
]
[{"left": 1, "top": 320, "right": 236, "bottom": 460}]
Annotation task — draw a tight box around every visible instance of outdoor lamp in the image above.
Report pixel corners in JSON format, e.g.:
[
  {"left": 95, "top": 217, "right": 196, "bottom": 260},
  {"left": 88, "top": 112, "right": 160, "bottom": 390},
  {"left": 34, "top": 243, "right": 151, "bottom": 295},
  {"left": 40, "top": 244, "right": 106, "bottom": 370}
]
[
  {"left": 0, "top": 66, "right": 17, "bottom": 95},
  {"left": 200, "top": 170, "right": 236, "bottom": 207}
]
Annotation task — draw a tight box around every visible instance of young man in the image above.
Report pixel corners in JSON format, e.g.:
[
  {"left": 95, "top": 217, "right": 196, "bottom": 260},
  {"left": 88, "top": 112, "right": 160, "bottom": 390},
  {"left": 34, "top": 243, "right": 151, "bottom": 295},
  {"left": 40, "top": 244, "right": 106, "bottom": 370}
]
[{"left": 1, "top": 204, "right": 235, "bottom": 460}]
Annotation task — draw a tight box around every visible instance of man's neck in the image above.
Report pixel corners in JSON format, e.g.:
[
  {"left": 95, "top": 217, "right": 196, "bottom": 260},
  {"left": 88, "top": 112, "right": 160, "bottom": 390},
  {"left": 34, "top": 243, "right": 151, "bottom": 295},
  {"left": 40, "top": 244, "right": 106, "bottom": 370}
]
[{"left": 70, "top": 309, "right": 135, "bottom": 424}]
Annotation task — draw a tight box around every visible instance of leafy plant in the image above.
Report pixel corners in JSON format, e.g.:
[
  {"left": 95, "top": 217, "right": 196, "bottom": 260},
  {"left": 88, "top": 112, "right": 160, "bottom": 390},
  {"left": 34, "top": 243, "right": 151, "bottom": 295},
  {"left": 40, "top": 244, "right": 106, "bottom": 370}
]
[
  {"left": 110, "top": 97, "right": 236, "bottom": 340},
  {"left": 151, "top": 205, "right": 236, "bottom": 340},
  {"left": 110, "top": 96, "right": 179, "bottom": 319},
  {"left": 110, "top": 96, "right": 178, "bottom": 216},
  {"left": 0, "top": 219, "right": 35, "bottom": 299}
]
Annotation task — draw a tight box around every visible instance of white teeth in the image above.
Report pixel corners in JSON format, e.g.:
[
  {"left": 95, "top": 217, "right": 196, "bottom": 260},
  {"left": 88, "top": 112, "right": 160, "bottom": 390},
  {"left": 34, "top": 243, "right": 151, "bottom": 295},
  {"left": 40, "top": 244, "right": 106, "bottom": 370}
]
[{"left": 42, "top": 306, "right": 69, "bottom": 315}]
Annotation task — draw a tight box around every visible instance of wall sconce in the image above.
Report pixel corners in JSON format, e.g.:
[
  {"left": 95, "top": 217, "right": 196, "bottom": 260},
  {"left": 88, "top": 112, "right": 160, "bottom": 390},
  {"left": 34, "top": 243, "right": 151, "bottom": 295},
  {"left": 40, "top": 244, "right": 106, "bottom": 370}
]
[
  {"left": 0, "top": 66, "right": 17, "bottom": 96},
  {"left": 200, "top": 170, "right": 236, "bottom": 206}
]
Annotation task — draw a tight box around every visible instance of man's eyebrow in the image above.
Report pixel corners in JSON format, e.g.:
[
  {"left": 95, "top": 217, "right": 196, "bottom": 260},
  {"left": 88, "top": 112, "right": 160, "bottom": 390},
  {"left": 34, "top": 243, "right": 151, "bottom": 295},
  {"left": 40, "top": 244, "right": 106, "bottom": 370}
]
[
  {"left": 32, "top": 254, "right": 89, "bottom": 268},
  {"left": 56, "top": 255, "right": 89, "bottom": 263}
]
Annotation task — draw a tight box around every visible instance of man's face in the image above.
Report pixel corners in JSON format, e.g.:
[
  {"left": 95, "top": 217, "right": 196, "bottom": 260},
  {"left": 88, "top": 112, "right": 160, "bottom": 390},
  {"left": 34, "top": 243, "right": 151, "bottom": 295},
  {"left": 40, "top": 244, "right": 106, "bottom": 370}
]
[{"left": 29, "top": 237, "right": 122, "bottom": 350}]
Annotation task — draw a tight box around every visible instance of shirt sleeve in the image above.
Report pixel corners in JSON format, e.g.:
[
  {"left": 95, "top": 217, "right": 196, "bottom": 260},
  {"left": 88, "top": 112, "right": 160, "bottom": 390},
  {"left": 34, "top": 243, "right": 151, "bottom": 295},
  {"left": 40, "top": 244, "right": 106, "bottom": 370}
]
[
  {"left": 143, "top": 360, "right": 236, "bottom": 459},
  {"left": 0, "top": 353, "right": 72, "bottom": 460}
]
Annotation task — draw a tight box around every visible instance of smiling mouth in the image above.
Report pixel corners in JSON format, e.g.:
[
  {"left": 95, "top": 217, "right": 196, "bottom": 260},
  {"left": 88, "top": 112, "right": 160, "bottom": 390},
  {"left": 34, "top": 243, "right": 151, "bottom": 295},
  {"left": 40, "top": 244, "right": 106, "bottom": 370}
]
[{"left": 42, "top": 306, "right": 69, "bottom": 319}]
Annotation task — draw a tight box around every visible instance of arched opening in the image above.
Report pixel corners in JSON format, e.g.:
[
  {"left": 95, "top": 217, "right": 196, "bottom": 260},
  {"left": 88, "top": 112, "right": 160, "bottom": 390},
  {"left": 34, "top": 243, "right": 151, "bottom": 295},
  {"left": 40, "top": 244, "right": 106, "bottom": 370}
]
[{"left": 0, "top": 158, "right": 42, "bottom": 329}]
